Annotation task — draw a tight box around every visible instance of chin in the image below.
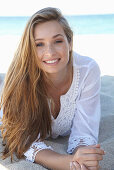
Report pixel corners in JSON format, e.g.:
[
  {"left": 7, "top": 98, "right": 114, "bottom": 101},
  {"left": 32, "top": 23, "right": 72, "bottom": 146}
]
[{"left": 42, "top": 64, "right": 68, "bottom": 75}]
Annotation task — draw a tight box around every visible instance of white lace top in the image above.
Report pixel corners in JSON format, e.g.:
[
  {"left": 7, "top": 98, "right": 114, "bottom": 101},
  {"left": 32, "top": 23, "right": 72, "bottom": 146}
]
[{"left": 0, "top": 52, "right": 101, "bottom": 163}]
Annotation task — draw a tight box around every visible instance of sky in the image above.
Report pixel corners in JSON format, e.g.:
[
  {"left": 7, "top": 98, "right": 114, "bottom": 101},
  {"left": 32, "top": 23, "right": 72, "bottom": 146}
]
[{"left": 0, "top": 0, "right": 114, "bottom": 16}]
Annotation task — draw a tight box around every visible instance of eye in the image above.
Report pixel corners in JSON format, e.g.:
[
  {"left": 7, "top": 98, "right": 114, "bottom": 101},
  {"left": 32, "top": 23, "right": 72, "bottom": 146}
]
[
  {"left": 55, "top": 40, "right": 63, "bottom": 43},
  {"left": 36, "top": 42, "right": 44, "bottom": 47}
]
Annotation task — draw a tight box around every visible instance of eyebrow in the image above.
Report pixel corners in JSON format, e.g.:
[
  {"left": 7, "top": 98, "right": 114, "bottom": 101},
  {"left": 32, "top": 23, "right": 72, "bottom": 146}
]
[{"left": 35, "top": 34, "right": 64, "bottom": 41}]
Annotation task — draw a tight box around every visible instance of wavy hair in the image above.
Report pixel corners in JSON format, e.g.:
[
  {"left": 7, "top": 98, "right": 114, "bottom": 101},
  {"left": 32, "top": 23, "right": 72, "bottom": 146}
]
[{"left": 0, "top": 7, "right": 73, "bottom": 160}]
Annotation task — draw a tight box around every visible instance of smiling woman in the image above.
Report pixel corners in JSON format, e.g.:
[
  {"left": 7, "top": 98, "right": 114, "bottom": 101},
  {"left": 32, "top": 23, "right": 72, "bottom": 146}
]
[
  {"left": 34, "top": 20, "right": 72, "bottom": 75},
  {"left": 0, "top": 7, "right": 105, "bottom": 170}
]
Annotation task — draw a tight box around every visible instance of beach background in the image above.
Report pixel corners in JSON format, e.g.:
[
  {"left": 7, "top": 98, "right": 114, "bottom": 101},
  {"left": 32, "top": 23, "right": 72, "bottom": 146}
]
[
  {"left": 0, "top": 14, "right": 114, "bottom": 76},
  {"left": 0, "top": 1, "right": 114, "bottom": 169}
]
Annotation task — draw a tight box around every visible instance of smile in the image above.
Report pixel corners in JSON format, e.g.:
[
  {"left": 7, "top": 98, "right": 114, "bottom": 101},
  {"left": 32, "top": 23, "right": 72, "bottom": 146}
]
[{"left": 43, "top": 58, "right": 60, "bottom": 65}]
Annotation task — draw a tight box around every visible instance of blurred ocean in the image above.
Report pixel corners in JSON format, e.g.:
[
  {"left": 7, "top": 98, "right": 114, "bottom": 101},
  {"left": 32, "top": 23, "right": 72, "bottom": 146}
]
[
  {"left": 0, "top": 14, "right": 114, "bottom": 36},
  {"left": 0, "top": 14, "right": 114, "bottom": 75}
]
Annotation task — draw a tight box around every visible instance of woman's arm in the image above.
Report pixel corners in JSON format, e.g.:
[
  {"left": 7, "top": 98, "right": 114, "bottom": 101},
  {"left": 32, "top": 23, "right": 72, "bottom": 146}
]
[
  {"left": 67, "top": 60, "right": 104, "bottom": 169},
  {"left": 67, "top": 61, "right": 101, "bottom": 155},
  {"left": 35, "top": 149, "right": 74, "bottom": 170},
  {"left": 35, "top": 147, "right": 100, "bottom": 170}
]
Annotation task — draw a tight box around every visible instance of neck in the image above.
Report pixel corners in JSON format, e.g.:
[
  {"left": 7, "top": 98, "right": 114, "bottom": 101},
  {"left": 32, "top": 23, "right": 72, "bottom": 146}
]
[{"left": 49, "top": 64, "right": 72, "bottom": 87}]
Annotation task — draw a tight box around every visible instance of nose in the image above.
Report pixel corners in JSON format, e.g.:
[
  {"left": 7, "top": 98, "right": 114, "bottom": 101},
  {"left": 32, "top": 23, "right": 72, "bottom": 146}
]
[{"left": 44, "top": 44, "right": 55, "bottom": 57}]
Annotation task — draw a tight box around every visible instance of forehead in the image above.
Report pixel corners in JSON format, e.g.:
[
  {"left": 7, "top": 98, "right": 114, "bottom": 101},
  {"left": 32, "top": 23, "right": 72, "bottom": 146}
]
[{"left": 34, "top": 20, "right": 65, "bottom": 38}]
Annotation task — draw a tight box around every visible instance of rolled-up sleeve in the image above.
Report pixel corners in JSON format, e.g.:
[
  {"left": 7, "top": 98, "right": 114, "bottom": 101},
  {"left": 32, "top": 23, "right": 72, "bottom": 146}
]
[
  {"left": 24, "top": 139, "right": 53, "bottom": 162},
  {"left": 67, "top": 61, "right": 101, "bottom": 154}
]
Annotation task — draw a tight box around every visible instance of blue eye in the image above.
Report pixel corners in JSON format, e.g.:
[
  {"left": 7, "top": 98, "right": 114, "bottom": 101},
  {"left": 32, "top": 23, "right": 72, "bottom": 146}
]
[{"left": 36, "top": 43, "right": 43, "bottom": 47}]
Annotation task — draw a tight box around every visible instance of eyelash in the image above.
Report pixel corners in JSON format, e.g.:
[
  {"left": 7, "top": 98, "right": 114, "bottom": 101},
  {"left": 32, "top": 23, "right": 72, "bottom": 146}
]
[
  {"left": 36, "top": 43, "right": 43, "bottom": 47},
  {"left": 55, "top": 40, "right": 63, "bottom": 43},
  {"left": 36, "top": 40, "right": 63, "bottom": 47}
]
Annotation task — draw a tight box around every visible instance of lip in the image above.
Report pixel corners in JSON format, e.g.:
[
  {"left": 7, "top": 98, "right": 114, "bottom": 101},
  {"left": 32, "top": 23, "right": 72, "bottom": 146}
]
[
  {"left": 43, "top": 58, "right": 60, "bottom": 62},
  {"left": 43, "top": 58, "right": 60, "bottom": 65}
]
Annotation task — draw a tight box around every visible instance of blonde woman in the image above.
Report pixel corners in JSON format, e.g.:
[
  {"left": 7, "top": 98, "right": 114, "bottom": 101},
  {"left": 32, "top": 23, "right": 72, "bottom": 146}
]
[{"left": 0, "top": 7, "right": 105, "bottom": 170}]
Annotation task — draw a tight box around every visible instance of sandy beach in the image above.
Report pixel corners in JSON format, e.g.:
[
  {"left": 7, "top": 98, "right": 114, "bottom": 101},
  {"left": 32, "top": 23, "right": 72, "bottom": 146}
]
[
  {"left": 0, "top": 73, "right": 114, "bottom": 169},
  {"left": 0, "top": 34, "right": 114, "bottom": 76}
]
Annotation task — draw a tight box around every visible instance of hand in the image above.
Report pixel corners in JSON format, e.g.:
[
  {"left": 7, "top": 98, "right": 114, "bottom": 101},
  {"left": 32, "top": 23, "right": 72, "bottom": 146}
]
[
  {"left": 70, "top": 161, "right": 81, "bottom": 170},
  {"left": 72, "top": 144, "right": 105, "bottom": 170},
  {"left": 70, "top": 161, "right": 88, "bottom": 170}
]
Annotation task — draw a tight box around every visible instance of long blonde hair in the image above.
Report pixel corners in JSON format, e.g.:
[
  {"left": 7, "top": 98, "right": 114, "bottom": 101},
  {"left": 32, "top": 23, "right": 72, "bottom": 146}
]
[{"left": 0, "top": 7, "right": 73, "bottom": 160}]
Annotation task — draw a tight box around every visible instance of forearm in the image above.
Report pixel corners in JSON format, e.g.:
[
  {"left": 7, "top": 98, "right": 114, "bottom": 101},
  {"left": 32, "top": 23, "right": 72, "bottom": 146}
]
[{"left": 35, "top": 149, "right": 73, "bottom": 170}]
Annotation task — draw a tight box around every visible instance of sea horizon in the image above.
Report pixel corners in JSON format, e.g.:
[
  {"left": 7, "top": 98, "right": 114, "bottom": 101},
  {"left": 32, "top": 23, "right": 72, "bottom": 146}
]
[
  {"left": 0, "top": 14, "right": 114, "bottom": 36},
  {"left": 0, "top": 14, "right": 114, "bottom": 76}
]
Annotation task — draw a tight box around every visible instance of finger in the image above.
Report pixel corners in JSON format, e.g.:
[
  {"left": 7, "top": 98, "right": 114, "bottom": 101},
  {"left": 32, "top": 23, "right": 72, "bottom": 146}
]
[
  {"left": 84, "top": 153, "right": 103, "bottom": 161},
  {"left": 89, "top": 144, "right": 100, "bottom": 148},
  {"left": 70, "top": 162, "right": 75, "bottom": 170},
  {"left": 88, "top": 165, "right": 100, "bottom": 170},
  {"left": 72, "top": 161, "right": 81, "bottom": 170},
  {"left": 92, "top": 144, "right": 100, "bottom": 148},
  {"left": 93, "top": 145, "right": 106, "bottom": 155},
  {"left": 83, "top": 147, "right": 105, "bottom": 155},
  {"left": 84, "top": 160, "right": 99, "bottom": 167},
  {"left": 88, "top": 168, "right": 99, "bottom": 170},
  {"left": 81, "top": 164, "right": 88, "bottom": 170},
  {"left": 70, "top": 161, "right": 81, "bottom": 170},
  {"left": 95, "top": 144, "right": 100, "bottom": 148},
  {"left": 90, "top": 144, "right": 106, "bottom": 155}
]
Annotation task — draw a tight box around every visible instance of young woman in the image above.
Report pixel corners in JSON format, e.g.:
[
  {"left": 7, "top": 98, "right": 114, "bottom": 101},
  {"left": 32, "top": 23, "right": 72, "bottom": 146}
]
[{"left": 0, "top": 7, "right": 105, "bottom": 170}]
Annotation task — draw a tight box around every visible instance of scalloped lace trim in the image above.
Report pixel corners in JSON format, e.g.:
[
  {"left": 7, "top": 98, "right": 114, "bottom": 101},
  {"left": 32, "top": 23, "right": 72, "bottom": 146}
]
[
  {"left": 67, "top": 136, "right": 96, "bottom": 154},
  {"left": 24, "top": 141, "right": 53, "bottom": 162},
  {"left": 51, "top": 68, "right": 80, "bottom": 138}
]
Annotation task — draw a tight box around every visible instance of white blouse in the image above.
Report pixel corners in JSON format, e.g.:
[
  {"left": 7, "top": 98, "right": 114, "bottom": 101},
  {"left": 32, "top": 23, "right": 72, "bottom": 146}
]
[{"left": 0, "top": 52, "right": 101, "bottom": 163}]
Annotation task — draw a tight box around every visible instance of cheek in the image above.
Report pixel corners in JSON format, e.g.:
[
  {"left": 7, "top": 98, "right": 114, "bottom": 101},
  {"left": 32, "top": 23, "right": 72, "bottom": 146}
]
[
  {"left": 62, "top": 44, "right": 70, "bottom": 57},
  {"left": 58, "top": 43, "right": 69, "bottom": 54},
  {"left": 36, "top": 48, "right": 43, "bottom": 60}
]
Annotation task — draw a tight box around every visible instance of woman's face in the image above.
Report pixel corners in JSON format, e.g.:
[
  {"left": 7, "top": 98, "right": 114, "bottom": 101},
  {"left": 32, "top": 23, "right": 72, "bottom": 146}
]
[{"left": 34, "top": 20, "right": 72, "bottom": 75}]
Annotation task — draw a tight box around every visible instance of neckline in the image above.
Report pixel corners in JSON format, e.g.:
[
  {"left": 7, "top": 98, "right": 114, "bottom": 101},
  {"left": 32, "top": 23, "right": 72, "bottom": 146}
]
[
  {"left": 51, "top": 65, "right": 76, "bottom": 121},
  {"left": 60, "top": 65, "right": 75, "bottom": 99}
]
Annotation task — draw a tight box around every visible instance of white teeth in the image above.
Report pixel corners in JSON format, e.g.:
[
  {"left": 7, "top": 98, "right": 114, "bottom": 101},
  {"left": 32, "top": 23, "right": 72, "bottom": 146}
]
[{"left": 45, "top": 59, "right": 58, "bottom": 64}]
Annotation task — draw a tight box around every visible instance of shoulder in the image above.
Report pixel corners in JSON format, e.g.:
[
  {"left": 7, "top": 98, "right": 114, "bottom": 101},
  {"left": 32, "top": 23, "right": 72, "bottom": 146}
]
[
  {"left": 73, "top": 52, "right": 98, "bottom": 67},
  {"left": 73, "top": 52, "right": 100, "bottom": 74}
]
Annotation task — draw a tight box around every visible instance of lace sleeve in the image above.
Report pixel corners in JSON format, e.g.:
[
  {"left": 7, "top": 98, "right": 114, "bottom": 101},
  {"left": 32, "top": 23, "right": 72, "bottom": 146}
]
[
  {"left": 67, "top": 136, "right": 96, "bottom": 154},
  {"left": 24, "top": 140, "right": 53, "bottom": 162},
  {"left": 67, "top": 60, "right": 101, "bottom": 154}
]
